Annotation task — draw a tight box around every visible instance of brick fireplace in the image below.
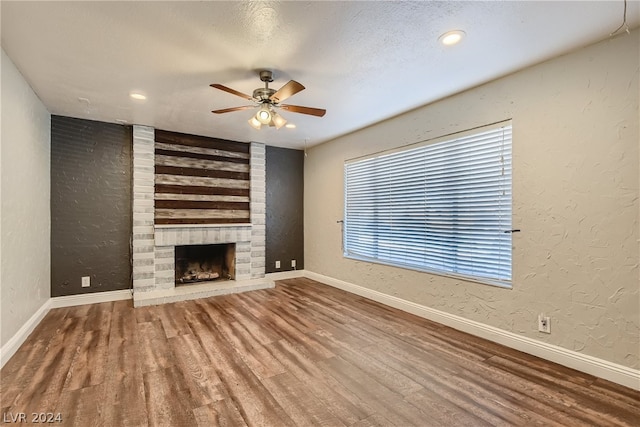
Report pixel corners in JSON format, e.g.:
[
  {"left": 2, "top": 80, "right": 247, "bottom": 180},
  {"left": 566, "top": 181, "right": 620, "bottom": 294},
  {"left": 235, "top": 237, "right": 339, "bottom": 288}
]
[{"left": 131, "top": 125, "right": 273, "bottom": 307}]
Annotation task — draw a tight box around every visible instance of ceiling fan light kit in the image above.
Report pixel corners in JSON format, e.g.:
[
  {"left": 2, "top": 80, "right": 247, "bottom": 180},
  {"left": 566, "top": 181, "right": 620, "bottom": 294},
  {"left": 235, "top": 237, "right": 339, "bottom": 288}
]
[
  {"left": 256, "top": 104, "right": 272, "bottom": 124},
  {"left": 211, "top": 70, "right": 326, "bottom": 130},
  {"left": 247, "top": 106, "right": 287, "bottom": 130}
]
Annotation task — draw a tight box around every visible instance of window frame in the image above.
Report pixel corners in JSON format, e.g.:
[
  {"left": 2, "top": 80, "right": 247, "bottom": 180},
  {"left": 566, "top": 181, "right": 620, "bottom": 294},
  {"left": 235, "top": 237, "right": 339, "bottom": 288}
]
[{"left": 343, "top": 121, "right": 513, "bottom": 288}]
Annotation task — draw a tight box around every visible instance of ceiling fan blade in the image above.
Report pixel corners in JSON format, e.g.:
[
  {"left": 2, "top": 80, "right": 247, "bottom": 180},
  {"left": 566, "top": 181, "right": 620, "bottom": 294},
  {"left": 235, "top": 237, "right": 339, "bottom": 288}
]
[
  {"left": 210, "top": 84, "right": 254, "bottom": 101},
  {"left": 211, "top": 105, "right": 255, "bottom": 114},
  {"left": 270, "top": 80, "right": 305, "bottom": 103},
  {"left": 280, "top": 104, "right": 326, "bottom": 117}
]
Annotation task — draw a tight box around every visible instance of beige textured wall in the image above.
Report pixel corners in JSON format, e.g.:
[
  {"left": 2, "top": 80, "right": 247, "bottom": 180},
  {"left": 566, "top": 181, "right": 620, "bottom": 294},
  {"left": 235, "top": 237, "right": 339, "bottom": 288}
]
[
  {"left": 1, "top": 50, "right": 51, "bottom": 347},
  {"left": 304, "top": 31, "right": 639, "bottom": 369}
]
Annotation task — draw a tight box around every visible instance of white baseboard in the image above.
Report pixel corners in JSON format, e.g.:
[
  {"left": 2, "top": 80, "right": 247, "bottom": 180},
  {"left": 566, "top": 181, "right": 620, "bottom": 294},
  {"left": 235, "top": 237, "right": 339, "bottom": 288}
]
[
  {"left": 50, "top": 289, "right": 132, "bottom": 308},
  {"left": 1, "top": 289, "right": 133, "bottom": 369},
  {"left": 266, "top": 270, "right": 306, "bottom": 281},
  {"left": 0, "top": 299, "right": 51, "bottom": 368},
  {"left": 304, "top": 270, "right": 640, "bottom": 391}
]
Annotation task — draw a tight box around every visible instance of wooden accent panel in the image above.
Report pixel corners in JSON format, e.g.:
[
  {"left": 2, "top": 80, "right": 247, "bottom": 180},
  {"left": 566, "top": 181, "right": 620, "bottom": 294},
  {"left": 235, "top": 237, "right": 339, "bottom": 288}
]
[
  {"left": 155, "top": 155, "right": 249, "bottom": 172},
  {"left": 155, "top": 165, "right": 249, "bottom": 181},
  {"left": 155, "top": 193, "right": 250, "bottom": 202},
  {"left": 155, "top": 218, "right": 250, "bottom": 225},
  {"left": 155, "top": 149, "right": 249, "bottom": 164},
  {"left": 155, "top": 209, "right": 250, "bottom": 220},
  {"left": 155, "top": 200, "right": 250, "bottom": 210},
  {"left": 155, "top": 184, "right": 249, "bottom": 197},
  {"left": 155, "top": 142, "right": 250, "bottom": 160},
  {"left": 156, "top": 129, "right": 250, "bottom": 153},
  {"left": 154, "top": 130, "right": 250, "bottom": 225},
  {"left": 2, "top": 279, "right": 639, "bottom": 426},
  {"left": 155, "top": 175, "right": 249, "bottom": 189}
]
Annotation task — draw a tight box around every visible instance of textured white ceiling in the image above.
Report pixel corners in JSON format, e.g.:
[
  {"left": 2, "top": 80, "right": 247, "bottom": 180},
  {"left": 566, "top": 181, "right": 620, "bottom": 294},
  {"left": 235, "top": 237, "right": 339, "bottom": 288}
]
[{"left": 1, "top": 1, "right": 638, "bottom": 149}]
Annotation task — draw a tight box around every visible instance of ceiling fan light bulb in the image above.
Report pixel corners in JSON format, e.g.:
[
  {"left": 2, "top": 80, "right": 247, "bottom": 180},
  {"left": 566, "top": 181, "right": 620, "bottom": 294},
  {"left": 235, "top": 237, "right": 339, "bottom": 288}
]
[
  {"left": 248, "top": 116, "right": 262, "bottom": 130},
  {"left": 258, "top": 110, "right": 270, "bottom": 121},
  {"left": 257, "top": 105, "right": 272, "bottom": 124}
]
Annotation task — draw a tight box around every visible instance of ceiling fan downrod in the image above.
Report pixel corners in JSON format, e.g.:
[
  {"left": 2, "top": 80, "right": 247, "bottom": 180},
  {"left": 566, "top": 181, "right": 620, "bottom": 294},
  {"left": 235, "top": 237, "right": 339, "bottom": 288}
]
[{"left": 254, "top": 70, "right": 276, "bottom": 103}]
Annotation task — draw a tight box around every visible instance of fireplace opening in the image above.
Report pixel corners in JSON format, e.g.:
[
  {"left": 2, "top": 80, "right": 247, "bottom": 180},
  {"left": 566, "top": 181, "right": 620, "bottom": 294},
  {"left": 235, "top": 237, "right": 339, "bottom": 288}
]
[{"left": 175, "top": 244, "right": 236, "bottom": 286}]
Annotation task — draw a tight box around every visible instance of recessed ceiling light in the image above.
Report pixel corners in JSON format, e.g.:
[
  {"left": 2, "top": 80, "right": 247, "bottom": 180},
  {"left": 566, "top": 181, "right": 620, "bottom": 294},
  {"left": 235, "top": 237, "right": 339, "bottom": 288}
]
[
  {"left": 129, "top": 92, "right": 147, "bottom": 100},
  {"left": 439, "top": 30, "right": 465, "bottom": 46},
  {"left": 285, "top": 123, "right": 296, "bottom": 129}
]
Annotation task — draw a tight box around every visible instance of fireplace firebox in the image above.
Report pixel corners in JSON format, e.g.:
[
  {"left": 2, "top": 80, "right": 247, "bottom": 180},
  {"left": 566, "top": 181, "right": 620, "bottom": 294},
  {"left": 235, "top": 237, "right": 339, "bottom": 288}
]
[{"left": 175, "top": 244, "right": 236, "bottom": 286}]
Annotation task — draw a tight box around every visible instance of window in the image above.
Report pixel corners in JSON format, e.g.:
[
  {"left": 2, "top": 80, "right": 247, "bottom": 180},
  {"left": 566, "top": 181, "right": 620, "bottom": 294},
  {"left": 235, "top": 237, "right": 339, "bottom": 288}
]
[{"left": 344, "top": 122, "right": 512, "bottom": 287}]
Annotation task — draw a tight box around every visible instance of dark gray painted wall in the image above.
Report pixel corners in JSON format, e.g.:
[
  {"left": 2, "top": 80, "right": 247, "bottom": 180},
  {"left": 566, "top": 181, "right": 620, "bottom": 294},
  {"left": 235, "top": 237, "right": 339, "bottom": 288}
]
[
  {"left": 265, "top": 146, "right": 304, "bottom": 273},
  {"left": 51, "top": 116, "right": 297, "bottom": 292},
  {"left": 51, "top": 116, "right": 132, "bottom": 296}
]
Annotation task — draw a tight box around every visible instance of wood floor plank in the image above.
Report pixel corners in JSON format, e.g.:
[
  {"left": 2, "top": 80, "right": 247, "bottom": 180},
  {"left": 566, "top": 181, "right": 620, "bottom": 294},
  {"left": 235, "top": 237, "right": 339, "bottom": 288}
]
[
  {"left": 404, "top": 388, "right": 494, "bottom": 427},
  {"left": 590, "top": 377, "right": 640, "bottom": 411},
  {"left": 100, "top": 301, "right": 148, "bottom": 426},
  {"left": 1, "top": 336, "right": 50, "bottom": 406},
  {"left": 317, "top": 355, "right": 431, "bottom": 425},
  {"left": 258, "top": 309, "right": 336, "bottom": 360},
  {"left": 1, "top": 278, "right": 638, "bottom": 426},
  {"left": 56, "top": 384, "right": 105, "bottom": 427},
  {"left": 220, "top": 306, "right": 277, "bottom": 345},
  {"left": 362, "top": 331, "right": 569, "bottom": 426},
  {"left": 9, "top": 315, "right": 86, "bottom": 412},
  {"left": 143, "top": 366, "right": 198, "bottom": 427},
  {"left": 312, "top": 329, "right": 424, "bottom": 397},
  {"left": 187, "top": 312, "right": 298, "bottom": 427},
  {"left": 83, "top": 301, "right": 113, "bottom": 332},
  {"left": 217, "top": 320, "right": 286, "bottom": 380},
  {"left": 65, "top": 304, "right": 92, "bottom": 318},
  {"left": 134, "top": 305, "right": 160, "bottom": 323},
  {"left": 63, "top": 328, "right": 109, "bottom": 391},
  {"left": 167, "top": 333, "right": 225, "bottom": 405},
  {"left": 156, "top": 301, "right": 193, "bottom": 338},
  {"left": 262, "top": 372, "right": 347, "bottom": 426},
  {"left": 265, "top": 338, "right": 374, "bottom": 425},
  {"left": 193, "top": 399, "right": 248, "bottom": 427},
  {"left": 136, "top": 320, "right": 174, "bottom": 373},
  {"left": 224, "top": 292, "right": 265, "bottom": 320},
  {"left": 351, "top": 413, "right": 398, "bottom": 427},
  {"left": 483, "top": 354, "right": 634, "bottom": 422},
  {"left": 201, "top": 295, "right": 285, "bottom": 381}
]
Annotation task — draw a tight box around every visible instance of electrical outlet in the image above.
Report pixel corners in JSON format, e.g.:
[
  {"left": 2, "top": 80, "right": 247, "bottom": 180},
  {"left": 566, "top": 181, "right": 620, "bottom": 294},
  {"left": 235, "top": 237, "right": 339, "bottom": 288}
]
[
  {"left": 538, "top": 314, "right": 551, "bottom": 333},
  {"left": 275, "top": 260, "right": 281, "bottom": 269},
  {"left": 81, "top": 276, "right": 91, "bottom": 288},
  {"left": 291, "top": 259, "right": 296, "bottom": 268}
]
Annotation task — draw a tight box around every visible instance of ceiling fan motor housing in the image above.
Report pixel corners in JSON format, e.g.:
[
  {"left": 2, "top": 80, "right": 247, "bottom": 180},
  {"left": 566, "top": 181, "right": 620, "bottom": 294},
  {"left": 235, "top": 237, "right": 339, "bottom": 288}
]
[{"left": 253, "top": 87, "right": 276, "bottom": 102}]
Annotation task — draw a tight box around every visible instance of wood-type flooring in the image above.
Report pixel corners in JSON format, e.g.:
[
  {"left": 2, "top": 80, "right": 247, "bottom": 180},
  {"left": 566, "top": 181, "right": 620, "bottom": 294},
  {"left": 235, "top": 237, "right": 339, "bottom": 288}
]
[{"left": 1, "top": 278, "right": 639, "bottom": 426}]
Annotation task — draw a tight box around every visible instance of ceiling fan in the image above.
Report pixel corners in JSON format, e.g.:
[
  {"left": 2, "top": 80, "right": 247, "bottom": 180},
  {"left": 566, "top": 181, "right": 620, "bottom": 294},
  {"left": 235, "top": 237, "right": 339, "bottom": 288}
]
[{"left": 210, "top": 70, "right": 326, "bottom": 130}]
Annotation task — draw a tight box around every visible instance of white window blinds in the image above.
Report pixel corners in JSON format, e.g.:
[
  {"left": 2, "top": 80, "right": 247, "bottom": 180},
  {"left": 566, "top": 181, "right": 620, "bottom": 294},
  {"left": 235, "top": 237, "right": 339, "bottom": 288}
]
[{"left": 344, "top": 122, "right": 512, "bottom": 286}]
